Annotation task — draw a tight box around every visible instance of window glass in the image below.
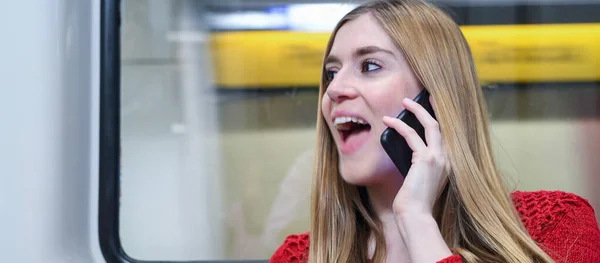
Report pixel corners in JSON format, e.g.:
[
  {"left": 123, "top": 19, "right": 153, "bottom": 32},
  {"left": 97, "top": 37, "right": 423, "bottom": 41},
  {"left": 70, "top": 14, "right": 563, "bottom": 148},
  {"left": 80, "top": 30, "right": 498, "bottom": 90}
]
[{"left": 119, "top": 0, "right": 600, "bottom": 261}]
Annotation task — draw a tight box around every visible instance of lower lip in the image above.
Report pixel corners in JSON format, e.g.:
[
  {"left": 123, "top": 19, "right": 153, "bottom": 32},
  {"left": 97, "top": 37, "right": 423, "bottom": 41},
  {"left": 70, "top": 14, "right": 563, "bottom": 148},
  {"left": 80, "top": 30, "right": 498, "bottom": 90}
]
[{"left": 339, "top": 129, "right": 371, "bottom": 155}]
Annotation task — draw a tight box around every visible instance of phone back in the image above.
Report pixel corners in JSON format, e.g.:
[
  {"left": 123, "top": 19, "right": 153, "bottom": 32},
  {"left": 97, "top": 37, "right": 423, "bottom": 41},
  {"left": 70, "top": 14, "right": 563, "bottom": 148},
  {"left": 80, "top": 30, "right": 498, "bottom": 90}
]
[{"left": 380, "top": 90, "right": 437, "bottom": 177}]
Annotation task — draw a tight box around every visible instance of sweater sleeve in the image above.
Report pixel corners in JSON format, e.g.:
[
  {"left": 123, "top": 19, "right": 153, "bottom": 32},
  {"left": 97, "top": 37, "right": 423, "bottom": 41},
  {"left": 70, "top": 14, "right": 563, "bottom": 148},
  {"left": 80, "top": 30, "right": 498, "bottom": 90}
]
[
  {"left": 436, "top": 254, "right": 463, "bottom": 263},
  {"left": 534, "top": 192, "right": 600, "bottom": 263},
  {"left": 269, "top": 232, "right": 464, "bottom": 263},
  {"left": 269, "top": 233, "right": 310, "bottom": 263}
]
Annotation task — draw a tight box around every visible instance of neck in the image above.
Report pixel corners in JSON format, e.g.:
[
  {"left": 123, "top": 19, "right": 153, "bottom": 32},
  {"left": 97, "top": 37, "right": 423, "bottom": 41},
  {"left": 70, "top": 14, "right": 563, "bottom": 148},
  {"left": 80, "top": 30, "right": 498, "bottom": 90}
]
[
  {"left": 365, "top": 174, "right": 412, "bottom": 262},
  {"left": 366, "top": 174, "right": 404, "bottom": 218}
]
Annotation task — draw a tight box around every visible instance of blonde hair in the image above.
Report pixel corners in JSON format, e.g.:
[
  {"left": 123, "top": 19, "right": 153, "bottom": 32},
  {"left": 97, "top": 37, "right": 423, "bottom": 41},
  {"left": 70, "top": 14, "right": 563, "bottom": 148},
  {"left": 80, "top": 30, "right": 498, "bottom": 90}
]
[{"left": 309, "top": 0, "right": 555, "bottom": 262}]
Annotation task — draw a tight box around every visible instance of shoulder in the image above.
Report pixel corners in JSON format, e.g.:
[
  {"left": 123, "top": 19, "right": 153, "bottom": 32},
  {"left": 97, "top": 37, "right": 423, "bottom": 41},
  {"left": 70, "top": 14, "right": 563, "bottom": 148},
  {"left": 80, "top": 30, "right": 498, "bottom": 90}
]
[
  {"left": 510, "top": 190, "right": 597, "bottom": 231},
  {"left": 269, "top": 232, "right": 310, "bottom": 263},
  {"left": 510, "top": 190, "right": 600, "bottom": 257},
  {"left": 510, "top": 190, "right": 596, "bottom": 223},
  {"left": 511, "top": 189, "right": 595, "bottom": 211}
]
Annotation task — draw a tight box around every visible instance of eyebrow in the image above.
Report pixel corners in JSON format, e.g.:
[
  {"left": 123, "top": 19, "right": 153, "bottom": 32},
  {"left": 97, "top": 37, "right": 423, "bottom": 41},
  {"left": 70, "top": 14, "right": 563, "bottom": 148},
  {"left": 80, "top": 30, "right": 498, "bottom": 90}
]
[{"left": 324, "top": 45, "right": 395, "bottom": 65}]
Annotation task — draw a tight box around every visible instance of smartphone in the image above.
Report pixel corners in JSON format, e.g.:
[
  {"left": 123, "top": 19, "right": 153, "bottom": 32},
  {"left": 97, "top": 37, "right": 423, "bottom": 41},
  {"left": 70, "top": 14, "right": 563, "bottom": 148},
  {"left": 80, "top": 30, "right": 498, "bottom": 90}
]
[{"left": 380, "top": 89, "right": 437, "bottom": 177}]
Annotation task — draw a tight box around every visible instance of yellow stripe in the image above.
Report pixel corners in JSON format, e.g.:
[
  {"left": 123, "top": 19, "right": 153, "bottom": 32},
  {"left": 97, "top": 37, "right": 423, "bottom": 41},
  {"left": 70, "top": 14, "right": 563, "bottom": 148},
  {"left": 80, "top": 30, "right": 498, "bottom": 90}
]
[
  {"left": 463, "top": 23, "right": 600, "bottom": 84},
  {"left": 209, "top": 23, "right": 600, "bottom": 88}
]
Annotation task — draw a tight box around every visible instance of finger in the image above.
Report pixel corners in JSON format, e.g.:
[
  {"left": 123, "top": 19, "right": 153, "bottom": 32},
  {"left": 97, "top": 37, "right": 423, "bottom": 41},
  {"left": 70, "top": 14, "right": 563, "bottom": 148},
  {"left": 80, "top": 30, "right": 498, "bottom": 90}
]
[
  {"left": 383, "top": 116, "right": 426, "bottom": 152},
  {"left": 402, "top": 98, "right": 443, "bottom": 152}
]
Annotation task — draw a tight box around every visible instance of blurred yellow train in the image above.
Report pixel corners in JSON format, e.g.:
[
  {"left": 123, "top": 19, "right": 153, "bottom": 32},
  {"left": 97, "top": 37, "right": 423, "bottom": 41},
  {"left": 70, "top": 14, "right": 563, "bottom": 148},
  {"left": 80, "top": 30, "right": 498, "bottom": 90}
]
[{"left": 209, "top": 23, "right": 600, "bottom": 88}]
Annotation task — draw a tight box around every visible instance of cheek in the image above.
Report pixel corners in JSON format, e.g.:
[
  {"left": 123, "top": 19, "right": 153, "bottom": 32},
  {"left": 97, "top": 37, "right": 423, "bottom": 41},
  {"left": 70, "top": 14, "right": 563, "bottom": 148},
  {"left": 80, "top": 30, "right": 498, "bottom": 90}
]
[
  {"left": 370, "top": 77, "right": 413, "bottom": 118},
  {"left": 321, "top": 95, "right": 332, "bottom": 122}
]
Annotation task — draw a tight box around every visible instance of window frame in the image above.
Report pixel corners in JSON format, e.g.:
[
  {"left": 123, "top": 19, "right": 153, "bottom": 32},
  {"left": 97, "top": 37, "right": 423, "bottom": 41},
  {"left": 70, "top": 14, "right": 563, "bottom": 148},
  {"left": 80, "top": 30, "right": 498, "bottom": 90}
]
[{"left": 96, "top": 0, "right": 268, "bottom": 262}]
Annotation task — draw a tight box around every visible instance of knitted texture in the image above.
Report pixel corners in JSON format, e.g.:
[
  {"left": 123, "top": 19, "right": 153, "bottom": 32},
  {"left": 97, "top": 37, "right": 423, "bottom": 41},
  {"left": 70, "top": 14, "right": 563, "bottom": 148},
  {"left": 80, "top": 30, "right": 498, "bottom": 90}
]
[
  {"left": 437, "top": 255, "right": 463, "bottom": 263},
  {"left": 269, "top": 190, "right": 600, "bottom": 263},
  {"left": 271, "top": 233, "right": 310, "bottom": 263}
]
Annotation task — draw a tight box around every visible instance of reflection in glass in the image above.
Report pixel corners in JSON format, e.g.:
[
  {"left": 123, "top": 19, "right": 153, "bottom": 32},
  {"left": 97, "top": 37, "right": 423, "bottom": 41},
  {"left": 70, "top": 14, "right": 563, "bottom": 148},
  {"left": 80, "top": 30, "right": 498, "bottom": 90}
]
[{"left": 119, "top": 0, "right": 600, "bottom": 261}]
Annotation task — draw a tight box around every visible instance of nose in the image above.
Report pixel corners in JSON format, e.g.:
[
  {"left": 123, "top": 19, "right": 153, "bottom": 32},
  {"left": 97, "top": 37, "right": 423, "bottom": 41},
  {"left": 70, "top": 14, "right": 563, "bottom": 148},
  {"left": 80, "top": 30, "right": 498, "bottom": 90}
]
[{"left": 325, "top": 72, "right": 359, "bottom": 103}]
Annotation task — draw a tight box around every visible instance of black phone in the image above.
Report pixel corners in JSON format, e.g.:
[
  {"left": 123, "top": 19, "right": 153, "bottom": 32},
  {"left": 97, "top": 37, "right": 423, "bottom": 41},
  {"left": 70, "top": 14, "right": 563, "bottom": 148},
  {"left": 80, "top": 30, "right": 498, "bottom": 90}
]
[{"left": 380, "top": 89, "right": 437, "bottom": 177}]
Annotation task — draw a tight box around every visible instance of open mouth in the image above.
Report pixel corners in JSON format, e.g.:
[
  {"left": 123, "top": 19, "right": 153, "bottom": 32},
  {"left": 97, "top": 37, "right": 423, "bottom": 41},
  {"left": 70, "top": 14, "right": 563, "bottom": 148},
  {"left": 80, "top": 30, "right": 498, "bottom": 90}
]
[{"left": 334, "top": 116, "right": 372, "bottom": 142}]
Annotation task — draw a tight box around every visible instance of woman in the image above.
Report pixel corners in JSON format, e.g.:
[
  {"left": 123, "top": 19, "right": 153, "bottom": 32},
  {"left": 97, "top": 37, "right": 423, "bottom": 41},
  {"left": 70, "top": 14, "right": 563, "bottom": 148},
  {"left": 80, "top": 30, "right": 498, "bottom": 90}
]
[{"left": 270, "top": 0, "right": 600, "bottom": 262}]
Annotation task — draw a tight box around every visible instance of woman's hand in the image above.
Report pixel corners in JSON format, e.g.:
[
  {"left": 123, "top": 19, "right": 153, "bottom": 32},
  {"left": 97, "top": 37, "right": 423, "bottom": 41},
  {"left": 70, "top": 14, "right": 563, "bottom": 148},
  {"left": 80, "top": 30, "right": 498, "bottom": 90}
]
[
  {"left": 382, "top": 96, "right": 453, "bottom": 263},
  {"left": 382, "top": 96, "right": 449, "bottom": 217}
]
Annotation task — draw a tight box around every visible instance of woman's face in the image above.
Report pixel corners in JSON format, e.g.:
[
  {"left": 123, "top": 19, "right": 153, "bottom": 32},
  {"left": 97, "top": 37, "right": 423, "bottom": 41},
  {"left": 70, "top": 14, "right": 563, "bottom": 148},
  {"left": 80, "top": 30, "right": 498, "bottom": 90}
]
[{"left": 322, "top": 13, "right": 422, "bottom": 185}]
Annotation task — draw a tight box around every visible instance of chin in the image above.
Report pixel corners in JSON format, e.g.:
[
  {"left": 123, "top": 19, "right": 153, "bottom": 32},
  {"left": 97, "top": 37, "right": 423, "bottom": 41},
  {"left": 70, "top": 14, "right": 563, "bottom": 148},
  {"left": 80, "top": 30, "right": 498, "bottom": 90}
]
[
  {"left": 337, "top": 150, "right": 402, "bottom": 186},
  {"left": 337, "top": 159, "right": 379, "bottom": 186},
  {"left": 339, "top": 169, "right": 377, "bottom": 186}
]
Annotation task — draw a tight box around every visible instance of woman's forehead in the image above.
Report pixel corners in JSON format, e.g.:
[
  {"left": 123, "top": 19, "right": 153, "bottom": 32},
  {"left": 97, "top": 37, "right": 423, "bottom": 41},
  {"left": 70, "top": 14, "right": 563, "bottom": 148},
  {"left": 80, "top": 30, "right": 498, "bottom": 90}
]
[{"left": 330, "top": 13, "right": 399, "bottom": 57}]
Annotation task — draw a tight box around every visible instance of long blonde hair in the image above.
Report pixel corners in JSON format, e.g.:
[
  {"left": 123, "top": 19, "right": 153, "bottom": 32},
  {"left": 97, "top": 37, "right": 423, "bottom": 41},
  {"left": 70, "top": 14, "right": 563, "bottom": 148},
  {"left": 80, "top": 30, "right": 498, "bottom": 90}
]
[{"left": 309, "top": 0, "right": 555, "bottom": 262}]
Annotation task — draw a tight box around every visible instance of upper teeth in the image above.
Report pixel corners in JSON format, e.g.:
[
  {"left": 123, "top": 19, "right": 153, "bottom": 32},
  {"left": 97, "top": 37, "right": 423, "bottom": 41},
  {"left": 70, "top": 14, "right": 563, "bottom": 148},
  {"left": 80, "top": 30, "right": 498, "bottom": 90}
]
[{"left": 334, "top": 116, "right": 367, "bottom": 125}]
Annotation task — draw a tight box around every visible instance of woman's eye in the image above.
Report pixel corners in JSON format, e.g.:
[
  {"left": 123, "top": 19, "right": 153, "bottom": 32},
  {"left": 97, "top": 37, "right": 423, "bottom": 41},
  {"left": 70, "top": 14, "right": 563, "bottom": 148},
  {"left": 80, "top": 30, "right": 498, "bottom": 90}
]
[
  {"left": 325, "top": 70, "right": 337, "bottom": 81},
  {"left": 362, "top": 61, "right": 381, "bottom": 72}
]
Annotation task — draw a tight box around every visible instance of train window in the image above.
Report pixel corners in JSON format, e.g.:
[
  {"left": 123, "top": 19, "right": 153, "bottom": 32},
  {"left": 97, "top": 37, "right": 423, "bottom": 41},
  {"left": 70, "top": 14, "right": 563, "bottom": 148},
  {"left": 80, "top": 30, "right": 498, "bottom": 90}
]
[{"left": 99, "top": 0, "right": 600, "bottom": 262}]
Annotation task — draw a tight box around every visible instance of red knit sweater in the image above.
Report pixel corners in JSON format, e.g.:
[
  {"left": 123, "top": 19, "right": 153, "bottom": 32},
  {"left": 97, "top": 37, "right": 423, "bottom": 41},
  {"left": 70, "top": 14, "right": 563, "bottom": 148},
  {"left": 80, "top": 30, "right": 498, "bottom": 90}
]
[{"left": 269, "top": 190, "right": 600, "bottom": 263}]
